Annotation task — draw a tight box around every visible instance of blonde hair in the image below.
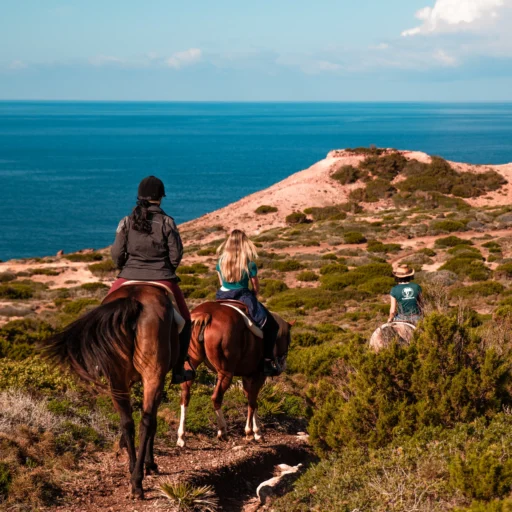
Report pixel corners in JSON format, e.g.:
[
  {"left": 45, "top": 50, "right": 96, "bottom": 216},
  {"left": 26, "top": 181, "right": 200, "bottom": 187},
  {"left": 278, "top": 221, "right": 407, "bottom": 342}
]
[{"left": 217, "top": 230, "right": 258, "bottom": 283}]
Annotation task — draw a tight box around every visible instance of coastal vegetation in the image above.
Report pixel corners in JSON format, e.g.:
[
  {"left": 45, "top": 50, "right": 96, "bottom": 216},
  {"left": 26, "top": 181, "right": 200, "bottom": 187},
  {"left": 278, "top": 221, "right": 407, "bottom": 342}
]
[{"left": 1, "top": 148, "right": 512, "bottom": 509}]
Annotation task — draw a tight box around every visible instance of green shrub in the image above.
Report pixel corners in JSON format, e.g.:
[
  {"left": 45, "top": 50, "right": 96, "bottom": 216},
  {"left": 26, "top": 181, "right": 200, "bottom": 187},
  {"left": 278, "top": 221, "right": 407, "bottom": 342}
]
[
  {"left": 320, "top": 263, "right": 348, "bottom": 275},
  {"left": 303, "top": 206, "right": 347, "bottom": 221},
  {"left": 267, "top": 288, "right": 340, "bottom": 311},
  {"left": 80, "top": 282, "right": 109, "bottom": 292},
  {"left": 0, "top": 272, "right": 16, "bottom": 283},
  {"left": 358, "top": 276, "right": 395, "bottom": 295},
  {"left": 255, "top": 205, "right": 278, "bottom": 214},
  {"left": 297, "top": 271, "right": 318, "bottom": 282},
  {"left": 27, "top": 268, "right": 60, "bottom": 276},
  {"left": 451, "top": 281, "right": 504, "bottom": 298},
  {"left": 367, "top": 240, "right": 402, "bottom": 253},
  {"left": 309, "top": 314, "right": 511, "bottom": 454},
  {"left": 331, "top": 165, "right": 364, "bottom": 185},
  {"left": 496, "top": 263, "right": 512, "bottom": 278},
  {"left": 0, "top": 283, "right": 33, "bottom": 299},
  {"left": 365, "top": 179, "right": 397, "bottom": 201},
  {"left": 88, "top": 259, "right": 116, "bottom": 276},
  {"left": 344, "top": 232, "right": 367, "bottom": 244},
  {"left": 447, "top": 245, "right": 482, "bottom": 256},
  {"left": 286, "top": 212, "right": 308, "bottom": 225},
  {"left": 259, "top": 279, "right": 289, "bottom": 297},
  {"left": 345, "top": 146, "right": 386, "bottom": 156},
  {"left": 287, "top": 343, "right": 345, "bottom": 378},
  {"left": 418, "top": 248, "right": 437, "bottom": 257},
  {"left": 359, "top": 152, "right": 408, "bottom": 180},
  {"left": 321, "top": 253, "right": 338, "bottom": 261},
  {"left": 440, "top": 258, "right": 491, "bottom": 281},
  {"left": 62, "top": 298, "right": 100, "bottom": 316},
  {"left": 431, "top": 219, "right": 466, "bottom": 233},
  {"left": 0, "top": 461, "right": 11, "bottom": 500},
  {"left": 178, "top": 263, "right": 209, "bottom": 275},
  {"left": 435, "top": 236, "right": 473, "bottom": 248},
  {"left": 271, "top": 259, "right": 304, "bottom": 272},
  {"left": 196, "top": 246, "right": 217, "bottom": 256},
  {"left": 65, "top": 252, "right": 103, "bottom": 262},
  {"left": 320, "top": 263, "right": 393, "bottom": 291}
]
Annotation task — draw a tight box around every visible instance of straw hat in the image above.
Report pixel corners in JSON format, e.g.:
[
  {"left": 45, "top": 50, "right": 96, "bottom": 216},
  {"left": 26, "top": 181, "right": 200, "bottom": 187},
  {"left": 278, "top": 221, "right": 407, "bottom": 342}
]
[{"left": 393, "top": 264, "right": 415, "bottom": 278}]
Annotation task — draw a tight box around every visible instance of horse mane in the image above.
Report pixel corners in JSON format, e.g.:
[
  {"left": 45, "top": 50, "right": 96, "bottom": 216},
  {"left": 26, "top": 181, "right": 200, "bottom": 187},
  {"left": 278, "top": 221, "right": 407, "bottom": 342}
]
[{"left": 272, "top": 312, "right": 290, "bottom": 339}]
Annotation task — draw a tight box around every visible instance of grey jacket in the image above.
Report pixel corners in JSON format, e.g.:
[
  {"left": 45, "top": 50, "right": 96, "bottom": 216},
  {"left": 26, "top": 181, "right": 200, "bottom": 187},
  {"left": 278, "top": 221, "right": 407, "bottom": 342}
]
[{"left": 111, "top": 205, "right": 183, "bottom": 281}]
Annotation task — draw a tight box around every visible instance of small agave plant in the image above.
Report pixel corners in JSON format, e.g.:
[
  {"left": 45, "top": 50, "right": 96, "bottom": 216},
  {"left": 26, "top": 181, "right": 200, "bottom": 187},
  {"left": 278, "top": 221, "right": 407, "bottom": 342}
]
[{"left": 158, "top": 480, "right": 219, "bottom": 512}]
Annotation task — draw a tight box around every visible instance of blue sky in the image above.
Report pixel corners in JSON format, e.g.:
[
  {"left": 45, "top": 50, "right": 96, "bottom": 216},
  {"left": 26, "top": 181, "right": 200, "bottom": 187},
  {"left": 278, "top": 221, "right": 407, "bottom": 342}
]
[{"left": 1, "top": 0, "right": 512, "bottom": 101}]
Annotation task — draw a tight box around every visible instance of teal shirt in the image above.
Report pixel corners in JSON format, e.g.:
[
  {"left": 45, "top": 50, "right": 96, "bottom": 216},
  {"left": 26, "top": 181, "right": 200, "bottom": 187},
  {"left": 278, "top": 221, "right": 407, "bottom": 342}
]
[
  {"left": 216, "top": 260, "right": 258, "bottom": 290},
  {"left": 390, "top": 282, "right": 422, "bottom": 316}
]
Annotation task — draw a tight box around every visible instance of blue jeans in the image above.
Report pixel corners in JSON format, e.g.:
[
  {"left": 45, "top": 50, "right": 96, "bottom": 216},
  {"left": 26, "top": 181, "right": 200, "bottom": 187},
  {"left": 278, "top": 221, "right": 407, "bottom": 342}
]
[{"left": 215, "top": 288, "right": 268, "bottom": 328}]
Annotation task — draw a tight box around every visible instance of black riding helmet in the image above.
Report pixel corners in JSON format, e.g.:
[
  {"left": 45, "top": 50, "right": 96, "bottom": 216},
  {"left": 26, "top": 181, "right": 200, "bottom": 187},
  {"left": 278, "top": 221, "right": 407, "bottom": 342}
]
[{"left": 137, "top": 176, "right": 166, "bottom": 201}]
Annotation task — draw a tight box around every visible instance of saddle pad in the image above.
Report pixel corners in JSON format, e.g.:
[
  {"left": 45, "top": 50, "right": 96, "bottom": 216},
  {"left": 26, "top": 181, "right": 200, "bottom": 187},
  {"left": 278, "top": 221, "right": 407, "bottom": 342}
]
[
  {"left": 216, "top": 299, "right": 249, "bottom": 314},
  {"left": 119, "top": 280, "right": 185, "bottom": 333},
  {"left": 220, "top": 303, "right": 264, "bottom": 339}
]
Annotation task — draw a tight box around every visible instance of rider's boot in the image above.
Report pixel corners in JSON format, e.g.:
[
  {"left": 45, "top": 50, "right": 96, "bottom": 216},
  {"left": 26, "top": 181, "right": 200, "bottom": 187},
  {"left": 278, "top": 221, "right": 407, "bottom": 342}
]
[
  {"left": 171, "top": 320, "right": 196, "bottom": 384},
  {"left": 262, "top": 315, "right": 281, "bottom": 377}
]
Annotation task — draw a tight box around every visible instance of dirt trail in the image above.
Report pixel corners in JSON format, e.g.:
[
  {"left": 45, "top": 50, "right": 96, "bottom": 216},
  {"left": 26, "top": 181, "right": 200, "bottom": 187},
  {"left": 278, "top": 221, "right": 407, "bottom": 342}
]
[{"left": 46, "top": 429, "right": 312, "bottom": 512}]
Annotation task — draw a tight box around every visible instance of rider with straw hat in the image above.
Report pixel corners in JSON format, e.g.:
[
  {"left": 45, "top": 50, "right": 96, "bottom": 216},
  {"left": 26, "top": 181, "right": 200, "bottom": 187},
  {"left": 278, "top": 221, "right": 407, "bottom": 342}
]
[{"left": 388, "top": 264, "right": 423, "bottom": 325}]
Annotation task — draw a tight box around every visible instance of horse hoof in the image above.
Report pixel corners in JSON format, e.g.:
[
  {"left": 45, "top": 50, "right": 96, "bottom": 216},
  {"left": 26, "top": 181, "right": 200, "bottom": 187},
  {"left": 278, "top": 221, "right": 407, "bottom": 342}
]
[
  {"left": 145, "top": 463, "right": 159, "bottom": 475},
  {"left": 245, "top": 435, "right": 254, "bottom": 443},
  {"left": 217, "top": 433, "right": 227, "bottom": 442},
  {"left": 177, "top": 438, "right": 186, "bottom": 448},
  {"left": 254, "top": 435, "right": 264, "bottom": 443},
  {"left": 131, "top": 488, "right": 144, "bottom": 500}
]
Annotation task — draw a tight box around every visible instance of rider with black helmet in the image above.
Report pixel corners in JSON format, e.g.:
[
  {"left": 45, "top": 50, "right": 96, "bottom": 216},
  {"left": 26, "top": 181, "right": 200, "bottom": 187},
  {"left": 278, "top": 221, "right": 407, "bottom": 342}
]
[{"left": 110, "top": 176, "right": 194, "bottom": 384}]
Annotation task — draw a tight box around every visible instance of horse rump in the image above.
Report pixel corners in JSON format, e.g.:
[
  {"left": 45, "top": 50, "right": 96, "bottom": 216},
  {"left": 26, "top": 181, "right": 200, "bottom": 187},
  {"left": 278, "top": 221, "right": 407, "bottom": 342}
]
[
  {"left": 43, "top": 297, "right": 143, "bottom": 387},
  {"left": 191, "top": 311, "right": 212, "bottom": 343}
]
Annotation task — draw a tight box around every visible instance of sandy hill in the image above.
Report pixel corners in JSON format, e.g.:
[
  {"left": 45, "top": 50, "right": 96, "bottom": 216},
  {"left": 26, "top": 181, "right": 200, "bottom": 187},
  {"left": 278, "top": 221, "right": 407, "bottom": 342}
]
[{"left": 181, "top": 149, "right": 512, "bottom": 243}]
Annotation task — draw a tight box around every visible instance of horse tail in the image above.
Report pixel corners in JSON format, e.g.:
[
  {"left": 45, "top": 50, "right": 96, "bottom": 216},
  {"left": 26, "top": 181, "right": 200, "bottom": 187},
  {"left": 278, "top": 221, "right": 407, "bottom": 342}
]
[
  {"left": 43, "top": 297, "right": 143, "bottom": 388},
  {"left": 191, "top": 312, "right": 211, "bottom": 343}
]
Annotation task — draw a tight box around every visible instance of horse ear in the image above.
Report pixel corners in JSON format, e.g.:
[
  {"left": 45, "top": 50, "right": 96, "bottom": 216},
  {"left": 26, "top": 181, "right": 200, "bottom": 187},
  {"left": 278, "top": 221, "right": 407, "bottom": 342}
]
[{"left": 288, "top": 320, "right": 296, "bottom": 328}]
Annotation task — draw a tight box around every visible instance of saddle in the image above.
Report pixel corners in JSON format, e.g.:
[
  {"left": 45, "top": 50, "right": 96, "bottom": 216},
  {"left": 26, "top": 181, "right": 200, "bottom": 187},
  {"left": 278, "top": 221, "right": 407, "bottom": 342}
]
[
  {"left": 216, "top": 300, "right": 264, "bottom": 339},
  {"left": 120, "top": 280, "right": 186, "bottom": 333}
]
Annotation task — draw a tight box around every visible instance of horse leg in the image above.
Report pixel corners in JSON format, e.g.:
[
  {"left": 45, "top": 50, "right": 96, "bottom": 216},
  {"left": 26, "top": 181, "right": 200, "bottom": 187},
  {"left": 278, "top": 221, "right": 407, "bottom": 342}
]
[
  {"left": 211, "top": 371, "right": 233, "bottom": 440},
  {"left": 144, "top": 419, "right": 158, "bottom": 475},
  {"left": 243, "top": 375, "right": 266, "bottom": 443},
  {"left": 111, "top": 384, "right": 137, "bottom": 474},
  {"left": 130, "top": 379, "right": 164, "bottom": 499}
]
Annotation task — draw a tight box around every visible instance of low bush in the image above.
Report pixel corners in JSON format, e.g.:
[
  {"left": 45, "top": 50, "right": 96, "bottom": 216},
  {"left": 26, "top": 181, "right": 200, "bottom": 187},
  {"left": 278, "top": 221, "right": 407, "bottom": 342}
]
[
  {"left": 431, "top": 219, "right": 466, "bottom": 233},
  {"left": 297, "top": 271, "right": 318, "bottom": 282},
  {"left": 255, "top": 205, "right": 278, "bottom": 214},
  {"left": 0, "top": 283, "right": 33, "bottom": 299},
  {"left": 496, "top": 263, "right": 512, "bottom": 278},
  {"left": 367, "top": 240, "right": 402, "bottom": 253},
  {"left": 358, "top": 276, "right": 395, "bottom": 295},
  {"left": 27, "top": 268, "right": 61, "bottom": 276},
  {"left": 435, "top": 236, "right": 473, "bottom": 248},
  {"left": 331, "top": 165, "right": 365, "bottom": 185},
  {"left": 451, "top": 281, "right": 504, "bottom": 298},
  {"left": 418, "top": 248, "right": 437, "bottom": 257},
  {"left": 88, "top": 260, "right": 116, "bottom": 276},
  {"left": 359, "top": 152, "right": 408, "bottom": 180},
  {"left": 287, "top": 343, "right": 345, "bottom": 378},
  {"left": 440, "top": 258, "right": 491, "bottom": 281},
  {"left": 65, "top": 252, "right": 103, "bottom": 262},
  {"left": 320, "top": 263, "right": 348, "bottom": 275},
  {"left": 196, "top": 246, "right": 217, "bottom": 256},
  {"left": 267, "top": 288, "right": 340, "bottom": 311},
  {"left": 285, "top": 212, "right": 308, "bottom": 225},
  {"left": 344, "top": 232, "right": 367, "bottom": 244},
  {"left": 62, "top": 298, "right": 100, "bottom": 316},
  {"left": 271, "top": 259, "right": 304, "bottom": 272},
  {"left": 178, "top": 263, "right": 209, "bottom": 275},
  {"left": 321, "top": 263, "right": 393, "bottom": 291},
  {"left": 0, "top": 272, "right": 16, "bottom": 283},
  {"left": 259, "top": 279, "right": 289, "bottom": 297},
  {"left": 80, "top": 282, "right": 109, "bottom": 292},
  {"left": 303, "top": 206, "right": 347, "bottom": 221},
  {"left": 309, "top": 314, "right": 511, "bottom": 455}
]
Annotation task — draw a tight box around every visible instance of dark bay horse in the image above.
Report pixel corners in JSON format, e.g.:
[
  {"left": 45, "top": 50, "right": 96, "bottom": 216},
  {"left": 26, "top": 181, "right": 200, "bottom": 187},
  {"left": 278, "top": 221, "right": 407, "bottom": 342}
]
[
  {"left": 45, "top": 285, "right": 179, "bottom": 499},
  {"left": 176, "top": 301, "right": 292, "bottom": 447}
]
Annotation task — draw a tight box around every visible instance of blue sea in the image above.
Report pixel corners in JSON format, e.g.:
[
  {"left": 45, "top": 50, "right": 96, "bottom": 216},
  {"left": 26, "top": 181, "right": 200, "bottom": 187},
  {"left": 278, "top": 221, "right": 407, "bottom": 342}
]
[{"left": 1, "top": 101, "right": 512, "bottom": 261}]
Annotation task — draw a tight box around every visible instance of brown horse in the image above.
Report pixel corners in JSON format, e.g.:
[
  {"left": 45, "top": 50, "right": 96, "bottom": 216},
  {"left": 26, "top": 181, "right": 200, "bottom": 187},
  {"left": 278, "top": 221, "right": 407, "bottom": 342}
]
[
  {"left": 44, "top": 285, "right": 179, "bottom": 499},
  {"left": 176, "top": 301, "right": 292, "bottom": 447}
]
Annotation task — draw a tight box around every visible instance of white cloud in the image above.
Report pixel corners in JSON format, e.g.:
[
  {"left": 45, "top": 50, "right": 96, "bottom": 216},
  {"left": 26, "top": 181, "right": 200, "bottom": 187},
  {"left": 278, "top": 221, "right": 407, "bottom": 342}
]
[
  {"left": 433, "top": 49, "right": 458, "bottom": 65},
  {"left": 165, "top": 48, "right": 202, "bottom": 69},
  {"left": 370, "top": 43, "right": 390, "bottom": 50},
  {"left": 89, "top": 55, "right": 125, "bottom": 67},
  {"left": 403, "top": 0, "right": 507, "bottom": 36},
  {"left": 8, "top": 60, "right": 27, "bottom": 70}
]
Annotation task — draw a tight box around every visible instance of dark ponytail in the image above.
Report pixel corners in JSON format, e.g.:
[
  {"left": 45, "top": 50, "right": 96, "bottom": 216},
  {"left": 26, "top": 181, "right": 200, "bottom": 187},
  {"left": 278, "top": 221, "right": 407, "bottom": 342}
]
[{"left": 131, "top": 199, "right": 153, "bottom": 234}]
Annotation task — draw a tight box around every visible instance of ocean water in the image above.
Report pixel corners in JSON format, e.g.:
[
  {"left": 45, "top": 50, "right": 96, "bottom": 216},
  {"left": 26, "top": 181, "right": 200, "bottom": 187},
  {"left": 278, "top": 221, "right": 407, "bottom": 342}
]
[{"left": 1, "top": 101, "right": 512, "bottom": 261}]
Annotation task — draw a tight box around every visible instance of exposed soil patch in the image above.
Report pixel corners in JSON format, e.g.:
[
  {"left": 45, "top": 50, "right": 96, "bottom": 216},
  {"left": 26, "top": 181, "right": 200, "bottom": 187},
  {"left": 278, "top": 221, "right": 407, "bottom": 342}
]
[{"left": 43, "top": 429, "right": 313, "bottom": 512}]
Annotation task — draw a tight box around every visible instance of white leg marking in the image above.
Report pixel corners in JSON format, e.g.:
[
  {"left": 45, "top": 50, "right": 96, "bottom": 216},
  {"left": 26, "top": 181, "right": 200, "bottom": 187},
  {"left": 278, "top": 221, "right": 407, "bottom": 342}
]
[
  {"left": 253, "top": 409, "right": 263, "bottom": 441},
  {"left": 215, "top": 409, "right": 227, "bottom": 439},
  {"left": 245, "top": 411, "right": 253, "bottom": 437},
  {"left": 177, "top": 404, "right": 187, "bottom": 447}
]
